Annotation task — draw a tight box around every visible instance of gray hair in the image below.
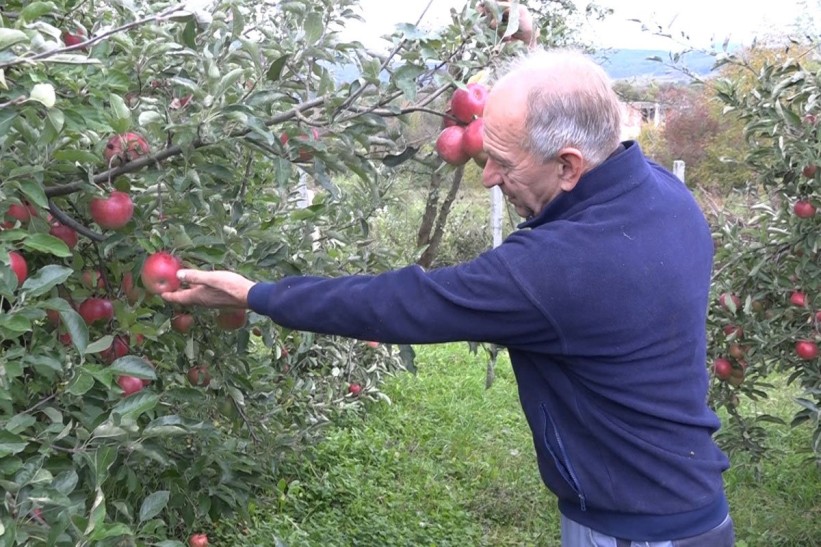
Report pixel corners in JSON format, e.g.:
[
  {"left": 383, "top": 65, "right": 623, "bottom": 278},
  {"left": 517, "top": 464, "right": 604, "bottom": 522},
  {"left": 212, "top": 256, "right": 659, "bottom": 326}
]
[{"left": 495, "top": 49, "right": 622, "bottom": 168}]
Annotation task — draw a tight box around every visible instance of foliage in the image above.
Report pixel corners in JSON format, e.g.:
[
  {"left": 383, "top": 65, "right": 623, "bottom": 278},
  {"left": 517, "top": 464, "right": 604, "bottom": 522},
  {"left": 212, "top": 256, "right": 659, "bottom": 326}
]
[
  {"left": 702, "top": 39, "right": 821, "bottom": 465},
  {"left": 0, "top": 0, "right": 546, "bottom": 543}
]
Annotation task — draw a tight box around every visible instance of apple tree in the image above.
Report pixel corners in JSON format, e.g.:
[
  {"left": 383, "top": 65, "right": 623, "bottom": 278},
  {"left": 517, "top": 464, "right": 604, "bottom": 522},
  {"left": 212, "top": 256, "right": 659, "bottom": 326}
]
[
  {"left": 0, "top": 0, "right": 565, "bottom": 543},
  {"left": 702, "top": 41, "right": 821, "bottom": 465}
]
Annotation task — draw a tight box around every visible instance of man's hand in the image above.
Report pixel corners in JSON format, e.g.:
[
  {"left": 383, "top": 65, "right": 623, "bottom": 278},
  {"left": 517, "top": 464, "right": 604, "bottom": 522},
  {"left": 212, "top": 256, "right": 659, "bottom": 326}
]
[
  {"left": 161, "top": 269, "right": 256, "bottom": 309},
  {"left": 479, "top": 1, "right": 539, "bottom": 47}
]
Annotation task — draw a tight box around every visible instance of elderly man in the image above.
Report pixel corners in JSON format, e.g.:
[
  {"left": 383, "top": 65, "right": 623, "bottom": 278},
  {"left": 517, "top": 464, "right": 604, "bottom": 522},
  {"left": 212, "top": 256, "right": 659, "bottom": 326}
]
[{"left": 162, "top": 47, "right": 734, "bottom": 547}]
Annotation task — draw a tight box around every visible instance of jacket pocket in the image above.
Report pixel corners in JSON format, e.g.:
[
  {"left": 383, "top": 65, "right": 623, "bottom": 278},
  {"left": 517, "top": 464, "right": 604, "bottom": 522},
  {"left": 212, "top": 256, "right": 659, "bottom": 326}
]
[{"left": 541, "top": 403, "right": 587, "bottom": 511}]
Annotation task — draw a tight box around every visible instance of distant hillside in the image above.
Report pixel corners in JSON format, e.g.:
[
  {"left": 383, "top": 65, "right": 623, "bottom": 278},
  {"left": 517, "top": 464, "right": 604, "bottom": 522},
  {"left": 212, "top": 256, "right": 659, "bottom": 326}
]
[{"left": 594, "top": 48, "right": 718, "bottom": 81}]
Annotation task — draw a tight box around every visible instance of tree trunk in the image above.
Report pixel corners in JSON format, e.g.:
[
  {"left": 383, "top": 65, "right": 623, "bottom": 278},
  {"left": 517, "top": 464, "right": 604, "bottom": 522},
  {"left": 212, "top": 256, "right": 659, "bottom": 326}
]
[{"left": 417, "top": 165, "right": 464, "bottom": 269}]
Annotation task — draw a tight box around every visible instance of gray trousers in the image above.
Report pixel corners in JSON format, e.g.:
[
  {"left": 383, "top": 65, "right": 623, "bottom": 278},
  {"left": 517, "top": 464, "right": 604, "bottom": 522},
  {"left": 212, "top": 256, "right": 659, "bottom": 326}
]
[{"left": 560, "top": 513, "right": 735, "bottom": 547}]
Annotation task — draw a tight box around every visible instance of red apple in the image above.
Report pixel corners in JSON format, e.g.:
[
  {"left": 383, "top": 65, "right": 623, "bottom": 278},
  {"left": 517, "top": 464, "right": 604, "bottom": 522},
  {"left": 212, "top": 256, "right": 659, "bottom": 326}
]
[
  {"left": 450, "top": 83, "right": 488, "bottom": 124},
  {"left": 462, "top": 118, "right": 484, "bottom": 159},
  {"left": 436, "top": 126, "right": 470, "bottom": 166},
  {"left": 727, "top": 368, "right": 745, "bottom": 387},
  {"left": 8, "top": 251, "right": 27, "bottom": 286},
  {"left": 441, "top": 108, "right": 461, "bottom": 129},
  {"left": 187, "top": 365, "right": 211, "bottom": 387},
  {"left": 171, "top": 313, "right": 194, "bottom": 333},
  {"left": 713, "top": 357, "right": 733, "bottom": 380},
  {"left": 49, "top": 221, "right": 79, "bottom": 249},
  {"left": 790, "top": 291, "right": 808, "bottom": 307},
  {"left": 117, "top": 375, "right": 144, "bottom": 396},
  {"left": 90, "top": 191, "right": 134, "bottom": 230},
  {"left": 348, "top": 383, "right": 362, "bottom": 396},
  {"left": 101, "top": 335, "right": 129, "bottom": 364},
  {"left": 215, "top": 309, "right": 247, "bottom": 331},
  {"left": 78, "top": 297, "right": 114, "bottom": 325},
  {"left": 794, "top": 200, "right": 816, "bottom": 218},
  {"left": 188, "top": 533, "right": 209, "bottom": 547},
  {"left": 722, "top": 324, "right": 743, "bottom": 339},
  {"left": 141, "top": 252, "right": 181, "bottom": 295},
  {"left": 122, "top": 272, "right": 142, "bottom": 305},
  {"left": 62, "top": 30, "right": 87, "bottom": 49},
  {"left": 802, "top": 165, "right": 818, "bottom": 178},
  {"left": 795, "top": 339, "right": 819, "bottom": 360},
  {"left": 728, "top": 343, "right": 747, "bottom": 360},
  {"left": 5, "top": 202, "right": 37, "bottom": 224},
  {"left": 59, "top": 331, "right": 73, "bottom": 346},
  {"left": 103, "top": 132, "right": 150, "bottom": 166},
  {"left": 81, "top": 270, "right": 105, "bottom": 290},
  {"left": 46, "top": 308, "right": 61, "bottom": 326},
  {"left": 718, "top": 292, "right": 741, "bottom": 312}
]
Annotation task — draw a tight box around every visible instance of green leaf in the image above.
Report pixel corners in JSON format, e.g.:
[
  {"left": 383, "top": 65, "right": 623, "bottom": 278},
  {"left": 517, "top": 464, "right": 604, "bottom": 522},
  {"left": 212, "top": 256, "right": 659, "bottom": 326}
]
[
  {"left": 21, "top": 265, "right": 72, "bottom": 297},
  {"left": 52, "top": 469, "right": 79, "bottom": 496},
  {"left": 53, "top": 149, "right": 101, "bottom": 164},
  {"left": 112, "top": 391, "right": 158, "bottom": 419},
  {"left": 0, "top": 29, "right": 29, "bottom": 51},
  {"left": 304, "top": 11, "right": 323, "bottom": 44},
  {"left": 4, "top": 414, "right": 36, "bottom": 434},
  {"left": 392, "top": 64, "right": 424, "bottom": 101},
  {"left": 182, "top": 20, "right": 197, "bottom": 49},
  {"left": 84, "top": 487, "right": 106, "bottom": 536},
  {"left": 22, "top": 233, "right": 71, "bottom": 257},
  {"left": 109, "top": 94, "right": 131, "bottom": 125},
  {"left": 19, "top": 2, "right": 58, "bottom": 23},
  {"left": 47, "top": 108, "right": 65, "bottom": 134},
  {"left": 0, "top": 313, "right": 32, "bottom": 335},
  {"left": 139, "top": 490, "right": 170, "bottom": 522},
  {"left": 267, "top": 55, "right": 290, "bottom": 82},
  {"left": 86, "top": 335, "right": 114, "bottom": 355},
  {"left": 217, "top": 67, "right": 245, "bottom": 97},
  {"left": 60, "top": 309, "right": 88, "bottom": 353},
  {"left": 0, "top": 431, "right": 27, "bottom": 458},
  {"left": 109, "top": 356, "right": 156, "bottom": 380},
  {"left": 66, "top": 370, "right": 95, "bottom": 396},
  {"left": 18, "top": 180, "right": 48, "bottom": 209}
]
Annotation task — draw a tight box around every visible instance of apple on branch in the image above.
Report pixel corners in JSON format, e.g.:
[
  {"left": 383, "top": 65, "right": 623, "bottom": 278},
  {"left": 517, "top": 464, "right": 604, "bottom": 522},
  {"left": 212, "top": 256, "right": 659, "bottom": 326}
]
[{"left": 90, "top": 191, "right": 134, "bottom": 230}]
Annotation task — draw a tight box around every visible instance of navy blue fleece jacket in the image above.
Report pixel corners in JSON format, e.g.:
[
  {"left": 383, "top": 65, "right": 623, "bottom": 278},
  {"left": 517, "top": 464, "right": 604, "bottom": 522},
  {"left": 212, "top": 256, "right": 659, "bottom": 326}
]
[{"left": 247, "top": 141, "right": 730, "bottom": 541}]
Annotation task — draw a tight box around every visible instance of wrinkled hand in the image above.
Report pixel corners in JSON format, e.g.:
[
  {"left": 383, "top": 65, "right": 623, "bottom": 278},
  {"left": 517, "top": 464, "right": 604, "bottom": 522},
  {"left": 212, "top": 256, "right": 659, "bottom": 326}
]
[
  {"left": 479, "top": 1, "right": 539, "bottom": 47},
  {"left": 161, "top": 269, "right": 256, "bottom": 309}
]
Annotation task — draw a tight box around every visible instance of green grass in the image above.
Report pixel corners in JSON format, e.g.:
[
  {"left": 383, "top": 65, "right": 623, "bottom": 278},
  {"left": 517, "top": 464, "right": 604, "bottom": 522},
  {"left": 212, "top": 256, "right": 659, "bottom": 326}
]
[{"left": 216, "top": 344, "right": 821, "bottom": 547}]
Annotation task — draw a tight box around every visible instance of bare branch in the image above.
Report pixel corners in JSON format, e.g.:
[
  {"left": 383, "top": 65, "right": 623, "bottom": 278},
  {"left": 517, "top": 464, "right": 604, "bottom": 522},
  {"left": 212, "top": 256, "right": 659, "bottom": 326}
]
[{"left": 48, "top": 199, "right": 104, "bottom": 242}]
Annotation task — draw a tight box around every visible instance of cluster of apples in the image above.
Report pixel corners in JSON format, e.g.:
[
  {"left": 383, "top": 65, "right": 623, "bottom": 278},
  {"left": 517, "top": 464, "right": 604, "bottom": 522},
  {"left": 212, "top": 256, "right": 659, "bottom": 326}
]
[
  {"left": 435, "top": 83, "right": 489, "bottom": 168},
  {"left": 714, "top": 291, "right": 820, "bottom": 389}
]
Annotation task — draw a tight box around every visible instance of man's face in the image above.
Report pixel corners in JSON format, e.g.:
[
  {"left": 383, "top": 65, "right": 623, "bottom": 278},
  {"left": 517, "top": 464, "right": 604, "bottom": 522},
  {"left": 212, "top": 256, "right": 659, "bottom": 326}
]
[{"left": 481, "top": 85, "right": 563, "bottom": 218}]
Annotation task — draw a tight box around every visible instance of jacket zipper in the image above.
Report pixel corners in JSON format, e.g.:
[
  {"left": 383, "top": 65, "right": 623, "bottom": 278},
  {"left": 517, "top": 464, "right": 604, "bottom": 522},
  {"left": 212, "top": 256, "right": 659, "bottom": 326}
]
[{"left": 544, "top": 407, "right": 587, "bottom": 511}]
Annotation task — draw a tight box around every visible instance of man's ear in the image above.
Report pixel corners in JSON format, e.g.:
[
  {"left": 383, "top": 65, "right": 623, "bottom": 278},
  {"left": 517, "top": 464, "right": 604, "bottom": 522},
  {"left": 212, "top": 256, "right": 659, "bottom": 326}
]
[{"left": 556, "top": 147, "right": 585, "bottom": 192}]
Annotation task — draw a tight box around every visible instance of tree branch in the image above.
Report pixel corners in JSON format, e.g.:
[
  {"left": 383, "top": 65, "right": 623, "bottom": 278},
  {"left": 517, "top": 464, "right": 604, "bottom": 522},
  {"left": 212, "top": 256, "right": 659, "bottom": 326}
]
[
  {"left": 0, "top": 3, "right": 189, "bottom": 71},
  {"left": 48, "top": 199, "right": 104, "bottom": 242}
]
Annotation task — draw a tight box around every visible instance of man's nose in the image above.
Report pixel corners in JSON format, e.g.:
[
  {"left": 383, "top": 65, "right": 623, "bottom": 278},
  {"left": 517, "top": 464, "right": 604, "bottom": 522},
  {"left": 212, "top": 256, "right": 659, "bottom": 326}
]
[{"left": 482, "top": 159, "right": 502, "bottom": 189}]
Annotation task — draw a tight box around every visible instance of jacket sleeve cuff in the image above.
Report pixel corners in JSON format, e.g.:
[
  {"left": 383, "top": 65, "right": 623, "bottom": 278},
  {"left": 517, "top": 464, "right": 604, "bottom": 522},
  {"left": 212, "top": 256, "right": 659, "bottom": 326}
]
[{"left": 247, "top": 282, "right": 275, "bottom": 316}]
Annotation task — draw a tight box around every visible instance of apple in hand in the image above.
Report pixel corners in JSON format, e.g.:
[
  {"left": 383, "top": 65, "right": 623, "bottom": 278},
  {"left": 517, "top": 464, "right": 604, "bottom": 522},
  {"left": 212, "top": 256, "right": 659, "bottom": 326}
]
[
  {"left": 450, "top": 83, "right": 488, "bottom": 124},
  {"left": 90, "top": 191, "right": 134, "bottom": 230},
  {"left": 141, "top": 252, "right": 181, "bottom": 294},
  {"left": 436, "top": 126, "right": 470, "bottom": 166}
]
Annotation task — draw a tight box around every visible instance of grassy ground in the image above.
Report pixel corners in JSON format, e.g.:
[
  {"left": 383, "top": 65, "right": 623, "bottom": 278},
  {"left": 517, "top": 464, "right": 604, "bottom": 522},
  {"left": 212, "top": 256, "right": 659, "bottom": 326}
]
[{"left": 216, "top": 344, "right": 821, "bottom": 547}]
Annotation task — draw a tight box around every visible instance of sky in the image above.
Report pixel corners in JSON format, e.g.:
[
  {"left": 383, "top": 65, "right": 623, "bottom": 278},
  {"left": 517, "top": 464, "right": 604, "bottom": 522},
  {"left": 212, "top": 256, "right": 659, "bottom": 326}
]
[{"left": 345, "top": 0, "right": 814, "bottom": 51}]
